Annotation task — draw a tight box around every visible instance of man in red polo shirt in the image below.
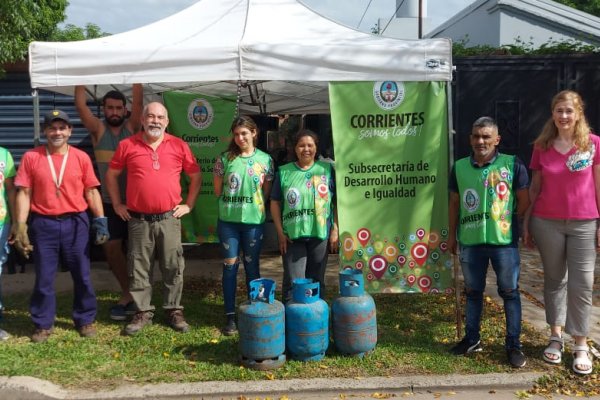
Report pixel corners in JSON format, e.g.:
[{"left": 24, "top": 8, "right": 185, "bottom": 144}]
[
  {"left": 13, "top": 109, "right": 108, "bottom": 343},
  {"left": 106, "top": 102, "right": 201, "bottom": 335}
]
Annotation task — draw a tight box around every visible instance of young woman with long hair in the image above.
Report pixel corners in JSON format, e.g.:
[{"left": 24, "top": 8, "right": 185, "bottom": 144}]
[
  {"left": 524, "top": 90, "right": 599, "bottom": 375},
  {"left": 213, "top": 116, "right": 274, "bottom": 335}
]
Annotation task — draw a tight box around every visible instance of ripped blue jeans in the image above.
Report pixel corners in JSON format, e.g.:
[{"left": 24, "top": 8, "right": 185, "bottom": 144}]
[
  {"left": 217, "top": 220, "right": 264, "bottom": 314},
  {"left": 0, "top": 221, "right": 10, "bottom": 315}
]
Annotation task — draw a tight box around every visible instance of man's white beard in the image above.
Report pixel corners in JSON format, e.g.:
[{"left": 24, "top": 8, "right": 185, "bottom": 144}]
[{"left": 147, "top": 128, "right": 162, "bottom": 138}]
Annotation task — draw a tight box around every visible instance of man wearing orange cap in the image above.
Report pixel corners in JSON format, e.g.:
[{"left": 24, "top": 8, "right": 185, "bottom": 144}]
[{"left": 13, "top": 109, "right": 108, "bottom": 343}]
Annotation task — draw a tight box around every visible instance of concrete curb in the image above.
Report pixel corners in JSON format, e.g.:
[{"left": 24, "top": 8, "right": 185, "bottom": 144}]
[{"left": 0, "top": 372, "right": 545, "bottom": 400}]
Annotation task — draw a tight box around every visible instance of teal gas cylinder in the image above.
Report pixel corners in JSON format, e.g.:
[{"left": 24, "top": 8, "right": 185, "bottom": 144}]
[
  {"left": 238, "top": 278, "right": 286, "bottom": 370},
  {"left": 285, "top": 278, "right": 329, "bottom": 361},
  {"left": 332, "top": 269, "right": 377, "bottom": 357}
]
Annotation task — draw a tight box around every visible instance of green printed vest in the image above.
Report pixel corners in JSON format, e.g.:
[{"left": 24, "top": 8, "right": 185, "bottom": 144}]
[
  {"left": 0, "top": 147, "right": 16, "bottom": 225},
  {"left": 93, "top": 124, "right": 132, "bottom": 203},
  {"left": 278, "top": 161, "right": 333, "bottom": 240},
  {"left": 455, "top": 154, "right": 515, "bottom": 246},
  {"left": 218, "top": 149, "right": 272, "bottom": 224}
]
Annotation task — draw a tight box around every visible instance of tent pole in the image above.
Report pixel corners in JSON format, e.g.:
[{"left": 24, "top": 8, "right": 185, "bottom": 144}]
[
  {"left": 418, "top": 0, "right": 423, "bottom": 39},
  {"left": 446, "top": 69, "right": 462, "bottom": 339},
  {"left": 235, "top": 80, "right": 242, "bottom": 117},
  {"left": 93, "top": 85, "right": 100, "bottom": 116},
  {"left": 32, "top": 89, "right": 40, "bottom": 147}
]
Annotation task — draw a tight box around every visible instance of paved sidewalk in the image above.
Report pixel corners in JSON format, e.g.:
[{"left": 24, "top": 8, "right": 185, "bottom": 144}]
[{"left": 498, "top": 247, "right": 600, "bottom": 346}]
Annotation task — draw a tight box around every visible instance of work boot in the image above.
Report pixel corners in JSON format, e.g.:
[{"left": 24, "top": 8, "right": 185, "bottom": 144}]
[
  {"left": 31, "top": 327, "right": 54, "bottom": 343},
  {"left": 77, "top": 323, "right": 97, "bottom": 338},
  {"left": 222, "top": 314, "right": 237, "bottom": 336},
  {"left": 123, "top": 311, "right": 153, "bottom": 336},
  {"left": 167, "top": 309, "right": 189, "bottom": 333}
]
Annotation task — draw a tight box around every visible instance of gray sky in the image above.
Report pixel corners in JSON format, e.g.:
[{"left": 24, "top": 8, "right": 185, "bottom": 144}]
[{"left": 62, "top": 0, "right": 475, "bottom": 35}]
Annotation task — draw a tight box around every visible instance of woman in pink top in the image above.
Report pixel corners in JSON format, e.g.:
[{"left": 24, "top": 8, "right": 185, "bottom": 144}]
[{"left": 524, "top": 90, "right": 599, "bottom": 375}]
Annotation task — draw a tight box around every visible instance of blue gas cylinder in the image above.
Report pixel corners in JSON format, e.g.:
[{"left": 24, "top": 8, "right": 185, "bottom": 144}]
[
  {"left": 238, "top": 278, "right": 286, "bottom": 370},
  {"left": 332, "top": 269, "right": 377, "bottom": 357},
  {"left": 285, "top": 278, "right": 329, "bottom": 361}
]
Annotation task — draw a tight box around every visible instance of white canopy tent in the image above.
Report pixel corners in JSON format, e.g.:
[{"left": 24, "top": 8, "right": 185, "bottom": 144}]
[
  {"left": 28, "top": 0, "right": 452, "bottom": 115},
  {"left": 28, "top": 0, "right": 458, "bottom": 309}
]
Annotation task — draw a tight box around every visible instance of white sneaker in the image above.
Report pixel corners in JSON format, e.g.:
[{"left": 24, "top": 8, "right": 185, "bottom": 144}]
[{"left": 0, "top": 329, "right": 10, "bottom": 340}]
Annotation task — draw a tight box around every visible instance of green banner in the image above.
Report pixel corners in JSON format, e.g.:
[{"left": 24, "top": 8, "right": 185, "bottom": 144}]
[
  {"left": 163, "top": 91, "right": 236, "bottom": 243},
  {"left": 329, "top": 81, "right": 451, "bottom": 294}
]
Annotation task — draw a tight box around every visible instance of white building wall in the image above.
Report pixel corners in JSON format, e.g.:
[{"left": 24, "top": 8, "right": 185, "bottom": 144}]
[
  {"left": 425, "top": 0, "right": 600, "bottom": 47},
  {"left": 432, "top": 5, "right": 501, "bottom": 46}
]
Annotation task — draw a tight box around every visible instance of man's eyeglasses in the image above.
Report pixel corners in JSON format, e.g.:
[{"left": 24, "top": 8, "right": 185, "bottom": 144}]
[{"left": 151, "top": 151, "right": 160, "bottom": 170}]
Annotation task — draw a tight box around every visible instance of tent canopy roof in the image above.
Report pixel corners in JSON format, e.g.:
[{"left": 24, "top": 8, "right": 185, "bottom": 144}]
[{"left": 29, "top": 0, "right": 452, "bottom": 114}]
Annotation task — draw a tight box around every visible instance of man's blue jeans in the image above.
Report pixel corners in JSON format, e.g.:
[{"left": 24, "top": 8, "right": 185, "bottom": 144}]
[
  {"left": 217, "top": 220, "right": 264, "bottom": 315},
  {"left": 459, "top": 245, "right": 522, "bottom": 350}
]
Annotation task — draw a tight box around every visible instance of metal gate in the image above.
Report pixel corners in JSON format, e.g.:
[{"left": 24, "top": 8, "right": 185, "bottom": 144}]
[
  {"left": 0, "top": 70, "right": 94, "bottom": 164},
  {"left": 452, "top": 54, "right": 600, "bottom": 167}
]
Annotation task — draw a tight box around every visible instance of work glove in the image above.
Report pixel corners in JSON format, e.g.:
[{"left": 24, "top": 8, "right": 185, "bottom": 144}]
[
  {"left": 12, "top": 222, "right": 33, "bottom": 259},
  {"left": 91, "top": 217, "right": 110, "bottom": 245}
]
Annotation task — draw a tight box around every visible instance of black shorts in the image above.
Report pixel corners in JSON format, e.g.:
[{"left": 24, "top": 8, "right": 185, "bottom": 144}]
[{"left": 104, "top": 202, "right": 128, "bottom": 241}]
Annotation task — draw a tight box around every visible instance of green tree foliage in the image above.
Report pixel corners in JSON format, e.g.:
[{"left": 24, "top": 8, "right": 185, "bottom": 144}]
[
  {"left": 0, "top": 0, "right": 68, "bottom": 65},
  {"left": 50, "top": 23, "right": 109, "bottom": 41},
  {"left": 554, "top": 0, "right": 600, "bottom": 17}
]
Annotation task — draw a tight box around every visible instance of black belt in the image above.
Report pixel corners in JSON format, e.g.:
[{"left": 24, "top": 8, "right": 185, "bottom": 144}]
[
  {"left": 130, "top": 211, "right": 173, "bottom": 222},
  {"left": 33, "top": 212, "right": 80, "bottom": 220}
]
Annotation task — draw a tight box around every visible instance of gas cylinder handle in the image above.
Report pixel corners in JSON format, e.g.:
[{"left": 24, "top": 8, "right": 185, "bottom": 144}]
[
  {"left": 302, "top": 280, "right": 320, "bottom": 296},
  {"left": 344, "top": 280, "right": 360, "bottom": 287},
  {"left": 339, "top": 269, "right": 365, "bottom": 296},
  {"left": 249, "top": 278, "right": 276, "bottom": 303},
  {"left": 292, "top": 278, "right": 320, "bottom": 302},
  {"left": 311, "top": 283, "right": 320, "bottom": 298}
]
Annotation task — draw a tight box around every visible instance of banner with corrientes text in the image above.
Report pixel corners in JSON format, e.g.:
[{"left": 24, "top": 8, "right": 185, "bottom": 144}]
[
  {"left": 163, "top": 91, "right": 237, "bottom": 243},
  {"left": 329, "top": 81, "right": 451, "bottom": 294}
]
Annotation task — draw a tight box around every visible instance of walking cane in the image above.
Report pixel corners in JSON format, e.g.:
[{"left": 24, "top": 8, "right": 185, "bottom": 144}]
[{"left": 453, "top": 252, "right": 462, "bottom": 339}]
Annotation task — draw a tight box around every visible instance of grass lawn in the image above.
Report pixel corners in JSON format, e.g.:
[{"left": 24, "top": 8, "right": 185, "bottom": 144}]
[{"left": 0, "top": 275, "right": 592, "bottom": 395}]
